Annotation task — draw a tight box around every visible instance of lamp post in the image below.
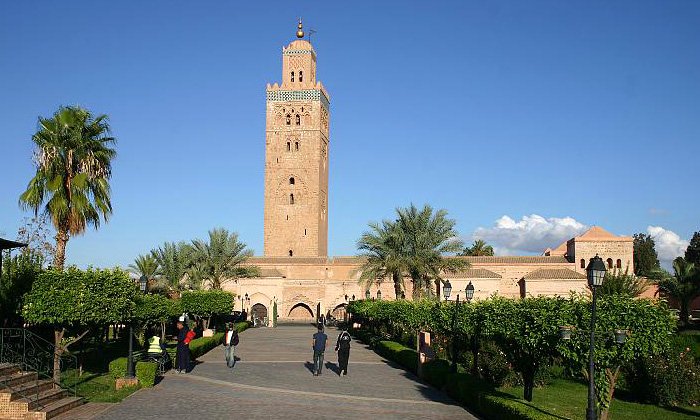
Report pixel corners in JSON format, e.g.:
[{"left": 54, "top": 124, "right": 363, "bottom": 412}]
[
  {"left": 585, "top": 255, "right": 607, "bottom": 420},
  {"left": 442, "top": 280, "right": 461, "bottom": 373},
  {"left": 376, "top": 290, "right": 382, "bottom": 300},
  {"left": 465, "top": 281, "right": 474, "bottom": 303},
  {"left": 127, "top": 276, "right": 148, "bottom": 378},
  {"left": 365, "top": 289, "right": 370, "bottom": 300}
]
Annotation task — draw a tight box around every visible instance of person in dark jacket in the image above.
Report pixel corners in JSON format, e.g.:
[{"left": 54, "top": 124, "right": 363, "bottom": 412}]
[
  {"left": 175, "top": 319, "right": 191, "bottom": 374},
  {"left": 335, "top": 329, "right": 352, "bottom": 376}
]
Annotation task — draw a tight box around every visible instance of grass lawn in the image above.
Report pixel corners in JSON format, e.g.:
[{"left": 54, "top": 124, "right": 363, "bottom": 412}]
[{"left": 498, "top": 379, "right": 700, "bottom": 420}]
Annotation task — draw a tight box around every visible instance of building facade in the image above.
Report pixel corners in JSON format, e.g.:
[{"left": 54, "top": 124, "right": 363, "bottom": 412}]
[{"left": 224, "top": 23, "right": 636, "bottom": 322}]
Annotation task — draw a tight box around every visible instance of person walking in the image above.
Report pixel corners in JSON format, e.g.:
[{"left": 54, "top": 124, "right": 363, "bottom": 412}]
[
  {"left": 175, "top": 317, "right": 193, "bottom": 374},
  {"left": 224, "top": 323, "right": 240, "bottom": 368},
  {"left": 311, "top": 325, "right": 328, "bottom": 376},
  {"left": 335, "top": 329, "right": 351, "bottom": 376}
]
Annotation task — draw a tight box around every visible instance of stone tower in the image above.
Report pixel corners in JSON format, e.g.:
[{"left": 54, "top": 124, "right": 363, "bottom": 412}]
[{"left": 263, "top": 21, "right": 330, "bottom": 257}]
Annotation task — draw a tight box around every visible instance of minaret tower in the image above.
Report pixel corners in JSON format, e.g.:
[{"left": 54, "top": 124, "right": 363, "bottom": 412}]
[{"left": 263, "top": 20, "right": 330, "bottom": 257}]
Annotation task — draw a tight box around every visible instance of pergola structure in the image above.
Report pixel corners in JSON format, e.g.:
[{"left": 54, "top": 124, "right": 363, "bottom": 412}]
[{"left": 0, "top": 238, "right": 28, "bottom": 289}]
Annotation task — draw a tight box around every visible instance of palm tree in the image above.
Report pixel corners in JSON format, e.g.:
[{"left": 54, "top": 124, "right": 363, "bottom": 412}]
[
  {"left": 657, "top": 257, "right": 700, "bottom": 325},
  {"left": 151, "top": 241, "right": 191, "bottom": 293},
  {"left": 356, "top": 219, "right": 407, "bottom": 299},
  {"left": 396, "top": 204, "right": 469, "bottom": 299},
  {"left": 459, "top": 239, "right": 495, "bottom": 256},
  {"left": 19, "top": 106, "right": 116, "bottom": 270},
  {"left": 127, "top": 254, "right": 166, "bottom": 291},
  {"left": 188, "top": 228, "right": 257, "bottom": 290}
]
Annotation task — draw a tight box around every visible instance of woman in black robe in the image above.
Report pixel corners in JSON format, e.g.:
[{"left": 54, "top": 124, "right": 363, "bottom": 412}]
[
  {"left": 175, "top": 320, "right": 190, "bottom": 373},
  {"left": 335, "top": 329, "right": 351, "bottom": 376}
]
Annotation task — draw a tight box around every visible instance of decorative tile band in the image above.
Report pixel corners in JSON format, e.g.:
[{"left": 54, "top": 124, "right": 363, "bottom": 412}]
[
  {"left": 283, "top": 49, "right": 314, "bottom": 55},
  {"left": 266, "top": 89, "right": 329, "bottom": 109}
]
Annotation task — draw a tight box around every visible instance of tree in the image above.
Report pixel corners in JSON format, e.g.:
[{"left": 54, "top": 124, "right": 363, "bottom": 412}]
[
  {"left": 16, "top": 215, "right": 55, "bottom": 264},
  {"left": 483, "top": 296, "right": 567, "bottom": 402},
  {"left": 356, "top": 219, "right": 407, "bottom": 299},
  {"left": 559, "top": 295, "right": 675, "bottom": 420},
  {"left": 151, "top": 241, "right": 191, "bottom": 293},
  {"left": 22, "top": 267, "right": 136, "bottom": 382},
  {"left": 395, "top": 204, "right": 468, "bottom": 299},
  {"left": 133, "top": 294, "right": 181, "bottom": 341},
  {"left": 19, "top": 106, "right": 116, "bottom": 270},
  {"left": 128, "top": 254, "right": 166, "bottom": 292},
  {"left": 458, "top": 239, "right": 495, "bottom": 256},
  {"left": 0, "top": 249, "right": 43, "bottom": 326},
  {"left": 685, "top": 231, "right": 700, "bottom": 267},
  {"left": 181, "top": 290, "right": 235, "bottom": 329},
  {"left": 187, "top": 228, "right": 257, "bottom": 290},
  {"left": 633, "top": 233, "right": 660, "bottom": 277},
  {"left": 598, "top": 268, "right": 650, "bottom": 298},
  {"left": 657, "top": 257, "right": 700, "bottom": 325}
]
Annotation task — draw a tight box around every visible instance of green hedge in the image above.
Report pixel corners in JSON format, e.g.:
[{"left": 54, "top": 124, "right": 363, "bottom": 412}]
[
  {"left": 135, "top": 361, "right": 157, "bottom": 388},
  {"left": 189, "top": 333, "right": 224, "bottom": 359},
  {"left": 375, "top": 340, "right": 418, "bottom": 373},
  {"left": 108, "top": 357, "right": 127, "bottom": 380}
]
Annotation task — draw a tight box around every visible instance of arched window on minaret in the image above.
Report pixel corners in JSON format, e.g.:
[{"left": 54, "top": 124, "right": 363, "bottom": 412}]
[
  {"left": 291, "top": 71, "right": 294, "bottom": 82},
  {"left": 289, "top": 250, "right": 293, "bottom": 257},
  {"left": 290, "top": 193, "right": 294, "bottom": 204},
  {"left": 289, "top": 177, "right": 295, "bottom": 185},
  {"left": 607, "top": 258, "right": 613, "bottom": 269},
  {"left": 287, "top": 142, "right": 291, "bottom": 151},
  {"left": 580, "top": 259, "right": 585, "bottom": 269},
  {"left": 286, "top": 114, "right": 291, "bottom": 125},
  {"left": 616, "top": 259, "right": 622, "bottom": 269},
  {"left": 295, "top": 142, "right": 299, "bottom": 151},
  {"left": 299, "top": 71, "right": 303, "bottom": 82},
  {"left": 296, "top": 114, "right": 300, "bottom": 125}
]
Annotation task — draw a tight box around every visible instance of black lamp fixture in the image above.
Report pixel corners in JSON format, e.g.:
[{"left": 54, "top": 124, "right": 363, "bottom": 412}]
[
  {"left": 585, "top": 254, "right": 607, "bottom": 420},
  {"left": 365, "top": 289, "right": 370, "bottom": 300},
  {"left": 376, "top": 290, "right": 382, "bottom": 300},
  {"left": 139, "top": 275, "right": 148, "bottom": 293},
  {"left": 587, "top": 254, "right": 607, "bottom": 288},
  {"left": 400, "top": 291, "right": 406, "bottom": 300},
  {"left": 465, "top": 281, "right": 475, "bottom": 303},
  {"left": 443, "top": 280, "right": 452, "bottom": 301}
]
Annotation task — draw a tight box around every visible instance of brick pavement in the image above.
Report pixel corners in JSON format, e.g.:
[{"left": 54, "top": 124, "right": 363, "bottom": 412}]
[{"left": 95, "top": 324, "right": 477, "bottom": 419}]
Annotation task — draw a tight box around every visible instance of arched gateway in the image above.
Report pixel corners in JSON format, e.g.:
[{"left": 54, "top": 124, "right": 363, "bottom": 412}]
[{"left": 288, "top": 302, "right": 314, "bottom": 319}]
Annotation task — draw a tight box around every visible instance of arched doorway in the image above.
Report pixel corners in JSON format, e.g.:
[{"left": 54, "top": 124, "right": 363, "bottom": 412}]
[
  {"left": 331, "top": 304, "right": 347, "bottom": 321},
  {"left": 251, "top": 303, "right": 268, "bottom": 323},
  {"left": 288, "top": 302, "right": 314, "bottom": 319}
]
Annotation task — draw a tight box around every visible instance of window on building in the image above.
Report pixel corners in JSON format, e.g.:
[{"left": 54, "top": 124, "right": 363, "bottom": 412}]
[
  {"left": 304, "top": 228, "right": 307, "bottom": 236},
  {"left": 616, "top": 259, "right": 622, "bottom": 269},
  {"left": 295, "top": 142, "right": 299, "bottom": 151},
  {"left": 296, "top": 114, "right": 300, "bottom": 125},
  {"left": 287, "top": 142, "right": 291, "bottom": 151},
  {"left": 286, "top": 114, "right": 291, "bottom": 125},
  {"left": 289, "top": 250, "right": 293, "bottom": 257},
  {"left": 286, "top": 215, "right": 289, "bottom": 220},
  {"left": 607, "top": 258, "right": 613, "bottom": 269},
  {"left": 290, "top": 193, "right": 294, "bottom": 204},
  {"left": 289, "top": 177, "right": 295, "bottom": 185},
  {"left": 291, "top": 71, "right": 294, "bottom": 82},
  {"left": 299, "top": 71, "right": 303, "bottom": 82},
  {"left": 580, "top": 259, "right": 585, "bottom": 269}
]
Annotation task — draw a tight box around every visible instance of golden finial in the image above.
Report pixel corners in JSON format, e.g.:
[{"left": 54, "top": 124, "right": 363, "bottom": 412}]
[{"left": 296, "top": 19, "right": 304, "bottom": 39}]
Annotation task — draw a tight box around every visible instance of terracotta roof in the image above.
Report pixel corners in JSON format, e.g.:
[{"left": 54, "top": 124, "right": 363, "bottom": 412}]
[
  {"left": 572, "top": 226, "right": 633, "bottom": 243},
  {"left": 455, "top": 256, "right": 570, "bottom": 264},
  {"left": 524, "top": 268, "right": 586, "bottom": 280},
  {"left": 449, "top": 268, "right": 502, "bottom": 279}
]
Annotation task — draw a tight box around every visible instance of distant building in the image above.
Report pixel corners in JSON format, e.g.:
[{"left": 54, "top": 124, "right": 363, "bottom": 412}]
[{"left": 225, "top": 22, "right": 634, "bottom": 321}]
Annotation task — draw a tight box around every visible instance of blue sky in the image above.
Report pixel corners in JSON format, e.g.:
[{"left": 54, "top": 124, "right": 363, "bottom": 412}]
[{"left": 1, "top": 1, "right": 698, "bottom": 269}]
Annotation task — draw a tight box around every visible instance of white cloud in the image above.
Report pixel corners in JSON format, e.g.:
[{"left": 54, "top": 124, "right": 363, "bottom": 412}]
[
  {"left": 472, "top": 215, "right": 588, "bottom": 255},
  {"left": 647, "top": 226, "right": 689, "bottom": 266}
]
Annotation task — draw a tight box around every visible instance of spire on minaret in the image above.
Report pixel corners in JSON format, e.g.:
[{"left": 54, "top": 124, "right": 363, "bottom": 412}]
[{"left": 296, "top": 19, "right": 304, "bottom": 39}]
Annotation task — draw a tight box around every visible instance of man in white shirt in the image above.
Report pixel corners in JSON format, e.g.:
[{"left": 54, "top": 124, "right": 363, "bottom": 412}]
[{"left": 224, "top": 323, "right": 239, "bottom": 368}]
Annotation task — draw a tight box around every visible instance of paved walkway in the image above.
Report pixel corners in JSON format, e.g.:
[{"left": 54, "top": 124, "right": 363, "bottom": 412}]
[{"left": 96, "top": 324, "right": 477, "bottom": 419}]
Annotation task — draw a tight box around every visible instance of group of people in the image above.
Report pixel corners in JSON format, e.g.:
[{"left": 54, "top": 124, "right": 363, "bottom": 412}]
[{"left": 168, "top": 315, "right": 352, "bottom": 377}]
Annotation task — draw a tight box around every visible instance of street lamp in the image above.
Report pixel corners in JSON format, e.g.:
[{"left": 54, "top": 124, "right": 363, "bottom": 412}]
[
  {"left": 365, "top": 289, "right": 370, "bottom": 300},
  {"left": 465, "top": 281, "right": 475, "bottom": 303},
  {"left": 127, "top": 276, "right": 148, "bottom": 379},
  {"left": 400, "top": 291, "right": 406, "bottom": 300},
  {"left": 585, "top": 254, "right": 607, "bottom": 420},
  {"left": 443, "top": 280, "right": 452, "bottom": 301},
  {"left": 376, "top": 290, "right": 382, "bottom": 300}
]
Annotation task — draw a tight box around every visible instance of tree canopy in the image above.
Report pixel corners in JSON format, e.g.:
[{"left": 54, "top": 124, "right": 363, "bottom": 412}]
[
  {"left": 633, "top": 233, "right": 660, "bottom": 277},
  {"left": 458, "top": 239, "right": 495, "bottom": 256}
]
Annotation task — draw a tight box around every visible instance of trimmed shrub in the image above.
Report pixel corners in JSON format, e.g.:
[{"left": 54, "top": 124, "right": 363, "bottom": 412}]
[
  {"left": 375, "top": 340, "right": 418, "bottom": 373},
  {"left": 422, "top": 359, "right": 452, "bottom": 389},
  {"left": 136, "top": 361, "right": 157, "bottom": 388},
  {"left": 108, "top": 357, "right": 128, "bottom": 380},
  {"left": 189, "top": 333, "right": 224, "bottom": 360},
  {"left": 626, "top": 347, "right": 700, "bottom": 406}
]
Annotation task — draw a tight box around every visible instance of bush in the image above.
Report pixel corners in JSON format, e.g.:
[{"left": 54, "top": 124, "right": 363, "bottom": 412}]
[
  {"left": 135, "top": 361, "right": 157, "bottom": 388},
  {"left": 422, "top": 359, "right": 452, "bottom": 389},
  {"left": 189, "top": 332, "right": 224, "bottom": 360},
  {"left": 626, "top": 347, "right": 700, "bottom": 406},
  {"left": 478, "top": 341, "right": 518, "bottom": 387},
  {"left": 375, "top": 340, "right": 417, "bottom": 373},
  {"left": 108, "top": 357, "right": 127, "bottom": 380}
]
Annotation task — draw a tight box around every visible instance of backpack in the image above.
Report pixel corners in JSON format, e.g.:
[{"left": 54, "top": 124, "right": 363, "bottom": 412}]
[{"left": 231, "top": 331, "right": 240, "bottom": 346}]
